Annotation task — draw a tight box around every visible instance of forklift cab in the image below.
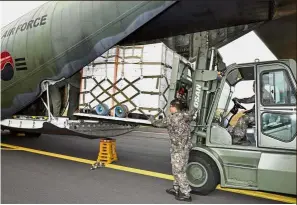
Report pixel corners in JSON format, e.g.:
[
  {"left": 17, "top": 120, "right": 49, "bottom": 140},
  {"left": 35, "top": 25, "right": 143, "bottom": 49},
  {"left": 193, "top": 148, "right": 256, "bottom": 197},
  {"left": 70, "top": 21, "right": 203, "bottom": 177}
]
[
  {"left": 210, "top": 65, "right": 258, "bottom": 146},
  {"left": 209, "top": 60, "right": 296, "bottom": 148}
]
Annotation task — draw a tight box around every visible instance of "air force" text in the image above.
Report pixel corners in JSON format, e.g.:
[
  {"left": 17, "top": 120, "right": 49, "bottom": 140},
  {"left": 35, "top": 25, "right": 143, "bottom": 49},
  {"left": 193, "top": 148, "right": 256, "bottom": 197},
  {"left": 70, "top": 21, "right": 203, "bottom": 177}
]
[{"left": 1, "top": 15, "right": 48, "bottom": 39}]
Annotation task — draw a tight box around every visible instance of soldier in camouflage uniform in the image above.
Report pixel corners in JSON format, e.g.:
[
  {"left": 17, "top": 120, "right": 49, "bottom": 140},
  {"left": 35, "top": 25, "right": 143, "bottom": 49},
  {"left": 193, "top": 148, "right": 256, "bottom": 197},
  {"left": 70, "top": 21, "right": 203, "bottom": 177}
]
[
  {"left": 231, "top": 80, "right": 274, "bottom": 144},
  {"left": 149, "top": 99, "right": 196, "bottom": 202}
]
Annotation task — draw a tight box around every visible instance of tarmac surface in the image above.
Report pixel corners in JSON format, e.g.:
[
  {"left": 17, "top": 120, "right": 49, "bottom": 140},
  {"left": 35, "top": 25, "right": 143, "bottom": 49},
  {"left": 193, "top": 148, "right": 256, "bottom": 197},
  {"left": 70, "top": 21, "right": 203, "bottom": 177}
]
[{"left": 0, "top": 128, "right": 291, "bottom": 204}]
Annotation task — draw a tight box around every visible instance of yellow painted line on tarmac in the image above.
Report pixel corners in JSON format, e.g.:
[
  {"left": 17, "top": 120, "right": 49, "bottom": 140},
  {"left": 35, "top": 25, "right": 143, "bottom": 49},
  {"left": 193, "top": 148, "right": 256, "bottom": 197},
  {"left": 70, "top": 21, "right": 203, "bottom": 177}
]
[
  {"left": 1, "top": 143, "right": 296, "bottom": 204},
  {"left": 216, "top": 185, "right": 296, "bottom": 204},
  {"left": 1, "top": 147, "right": 23, "bottom": 151},
  {"left": 106, "top": 164, "right": 174, "bottom": 181},
  {"left": 1, "top": 143, "right": 95, "bottom": 165}
]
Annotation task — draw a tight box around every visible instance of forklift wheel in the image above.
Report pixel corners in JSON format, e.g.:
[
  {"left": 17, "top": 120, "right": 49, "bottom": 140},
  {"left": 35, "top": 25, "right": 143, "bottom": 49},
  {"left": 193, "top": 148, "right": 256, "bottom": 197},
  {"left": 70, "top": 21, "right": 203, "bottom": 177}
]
[{"left": 186, "top": 154, "right": 220, "bottom": 195}]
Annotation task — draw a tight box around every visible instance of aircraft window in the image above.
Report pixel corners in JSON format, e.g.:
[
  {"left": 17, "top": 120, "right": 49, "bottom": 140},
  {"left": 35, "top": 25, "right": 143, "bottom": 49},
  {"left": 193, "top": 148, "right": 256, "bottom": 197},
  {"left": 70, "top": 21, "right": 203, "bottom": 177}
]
[
  {"left": 261, "top": 70, "right": 296, "bottom": 106},
  {"left": 261, "top": 112, "right": 296, "bottom": 142}
]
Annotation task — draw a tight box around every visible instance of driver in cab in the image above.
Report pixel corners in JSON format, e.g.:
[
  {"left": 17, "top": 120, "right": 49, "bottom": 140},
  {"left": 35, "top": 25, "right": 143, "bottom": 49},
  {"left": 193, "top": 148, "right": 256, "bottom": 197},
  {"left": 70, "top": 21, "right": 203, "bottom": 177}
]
[{"left": 231, "top": 80, "right": 274, "bottom": 144}]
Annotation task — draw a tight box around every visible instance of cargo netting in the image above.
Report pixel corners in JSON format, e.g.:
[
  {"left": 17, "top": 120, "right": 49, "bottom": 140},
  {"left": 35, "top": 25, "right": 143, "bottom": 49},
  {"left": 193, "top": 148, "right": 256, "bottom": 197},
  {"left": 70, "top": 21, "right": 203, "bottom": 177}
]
[{"left": 79, "top": 45, "right": 171, "bottom": 119}]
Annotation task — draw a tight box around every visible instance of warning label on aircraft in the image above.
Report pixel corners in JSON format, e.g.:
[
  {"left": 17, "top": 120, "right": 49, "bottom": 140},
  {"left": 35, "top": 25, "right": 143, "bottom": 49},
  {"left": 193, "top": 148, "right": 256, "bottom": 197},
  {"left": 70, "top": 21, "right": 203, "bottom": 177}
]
[
  {"left": 1, "top": 51, "right": 14, "bottom": 81},
  {"left": 1, "top": 15, "right": 48, "bottom": 39}
]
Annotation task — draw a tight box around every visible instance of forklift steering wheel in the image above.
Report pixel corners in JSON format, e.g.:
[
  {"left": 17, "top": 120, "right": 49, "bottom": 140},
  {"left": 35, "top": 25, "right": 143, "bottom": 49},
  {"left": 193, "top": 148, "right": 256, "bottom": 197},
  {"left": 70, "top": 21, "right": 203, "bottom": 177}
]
[{"left": 232, "top": 99, "right": 247, "bottom": 110}]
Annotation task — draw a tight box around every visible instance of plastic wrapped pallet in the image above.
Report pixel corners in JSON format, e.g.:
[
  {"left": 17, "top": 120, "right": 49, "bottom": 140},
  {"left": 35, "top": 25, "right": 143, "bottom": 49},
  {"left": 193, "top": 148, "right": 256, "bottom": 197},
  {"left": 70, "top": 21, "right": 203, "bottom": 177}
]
[{"left": 79, "top": 42, "right": 192, "bottom": 119}]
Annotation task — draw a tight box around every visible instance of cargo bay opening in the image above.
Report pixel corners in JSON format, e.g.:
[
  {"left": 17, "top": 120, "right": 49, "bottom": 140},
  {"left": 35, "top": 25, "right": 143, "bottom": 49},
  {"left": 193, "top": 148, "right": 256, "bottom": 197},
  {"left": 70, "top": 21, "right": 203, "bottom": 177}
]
[{"left": 77, "top": 43, "right": 193, "bottom": 122}]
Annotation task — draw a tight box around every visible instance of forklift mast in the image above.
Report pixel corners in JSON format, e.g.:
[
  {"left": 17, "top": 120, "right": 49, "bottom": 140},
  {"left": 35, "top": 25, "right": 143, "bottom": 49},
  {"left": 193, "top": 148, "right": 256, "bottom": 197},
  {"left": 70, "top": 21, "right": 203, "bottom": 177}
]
[{"left": 188, "top": 31, "right": 226, "bottom": 144}]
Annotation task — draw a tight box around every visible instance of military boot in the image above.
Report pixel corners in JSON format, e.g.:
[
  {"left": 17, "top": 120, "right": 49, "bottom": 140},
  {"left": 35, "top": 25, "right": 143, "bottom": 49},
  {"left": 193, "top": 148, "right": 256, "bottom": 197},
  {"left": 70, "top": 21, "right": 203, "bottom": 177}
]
[
  {"left": 175, "top": 190, "right": 192, "bottom": 202},
  {"left": 166, "top": 187, "right": 178, "bottom": 196}
]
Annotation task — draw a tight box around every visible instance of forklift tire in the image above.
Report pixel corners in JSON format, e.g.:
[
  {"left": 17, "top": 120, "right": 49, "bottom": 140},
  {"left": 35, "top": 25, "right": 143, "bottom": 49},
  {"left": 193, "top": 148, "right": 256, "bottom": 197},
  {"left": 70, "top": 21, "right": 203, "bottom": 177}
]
[{"left": 186, "top": 153, "right": 220, "bottom": 195}]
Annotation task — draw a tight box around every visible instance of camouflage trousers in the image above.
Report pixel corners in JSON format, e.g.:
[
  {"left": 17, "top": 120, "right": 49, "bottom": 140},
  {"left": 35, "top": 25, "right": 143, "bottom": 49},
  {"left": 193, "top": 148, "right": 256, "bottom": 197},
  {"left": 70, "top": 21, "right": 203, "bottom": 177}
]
[
  {"left": 171, "top": 148, "right": 191, "bottom": 196},
  {"left": 232, "top": 112, "right": 255, "bottom": 144}
]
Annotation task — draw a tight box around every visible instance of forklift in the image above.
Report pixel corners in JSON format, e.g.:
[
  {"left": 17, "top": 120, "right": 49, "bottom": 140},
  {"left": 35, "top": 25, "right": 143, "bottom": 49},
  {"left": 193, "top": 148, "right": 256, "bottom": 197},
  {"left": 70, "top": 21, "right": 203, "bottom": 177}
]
[{"left": 179, "top": 32, "right": 296, "bottom": 196}]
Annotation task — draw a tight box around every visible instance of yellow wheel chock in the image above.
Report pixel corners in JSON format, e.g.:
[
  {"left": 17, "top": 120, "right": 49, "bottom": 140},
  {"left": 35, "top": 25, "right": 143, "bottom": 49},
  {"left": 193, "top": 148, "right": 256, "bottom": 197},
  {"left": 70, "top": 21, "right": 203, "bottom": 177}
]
[{"left": 91, "top": 139, "right": 118, "bottom": 170}]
